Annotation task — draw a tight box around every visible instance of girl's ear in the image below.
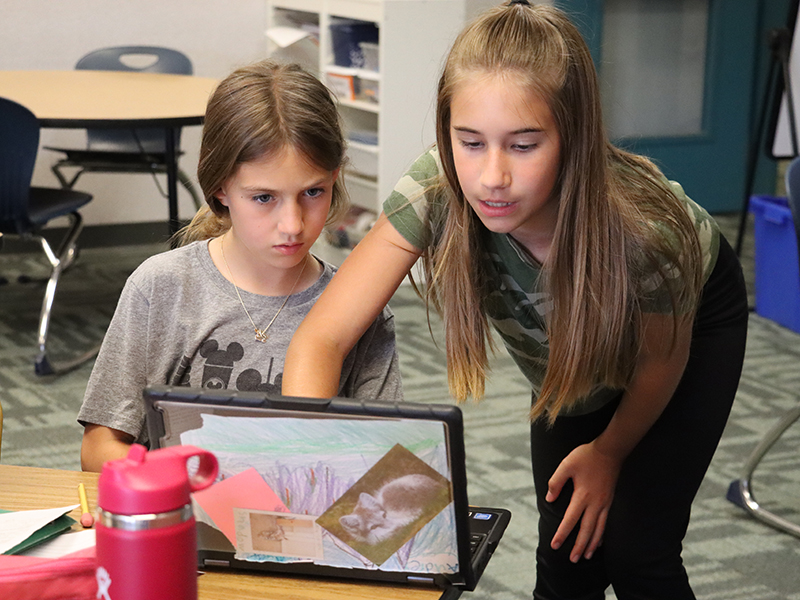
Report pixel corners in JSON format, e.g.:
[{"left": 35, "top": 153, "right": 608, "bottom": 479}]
[{"left": 214, "top": 187, "right": 230, "bottom": 208}]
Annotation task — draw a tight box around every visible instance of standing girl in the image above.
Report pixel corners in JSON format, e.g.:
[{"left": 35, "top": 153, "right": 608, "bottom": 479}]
[
  {"left": 283, "top": 3, "right": 748, "bottom": 599},
  {"left": 79, "top": 60, "right": 402, "bottom": 472}
]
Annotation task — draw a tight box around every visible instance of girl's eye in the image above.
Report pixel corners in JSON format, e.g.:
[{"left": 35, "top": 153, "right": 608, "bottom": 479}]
[
  {"left": 253, "top": 193, "right": 274, "bottom": 204},
  {"left": 459, "top": 140, "right": 483, "bottom": 150},
  {"left": 305, "top": 187, "right": 325, "bottom": 198},
  {"left": 512, "top": 143, "right": 537, "bottom": 152}
]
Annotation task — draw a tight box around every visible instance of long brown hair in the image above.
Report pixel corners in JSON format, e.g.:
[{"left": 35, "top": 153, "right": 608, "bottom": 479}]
[
  {"left": 176, "top": 59, "right": 349, "bottom": 245},
  {"left": 425, "top": 2, "right": 703, "bottom": 421}
]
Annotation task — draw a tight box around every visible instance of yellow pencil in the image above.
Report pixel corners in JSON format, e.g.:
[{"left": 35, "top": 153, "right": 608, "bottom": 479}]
[{"left": 78, "top": 482, "right": 94, "bottom": 528}]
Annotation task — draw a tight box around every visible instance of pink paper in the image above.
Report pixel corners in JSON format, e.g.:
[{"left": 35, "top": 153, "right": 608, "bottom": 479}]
[{"left": 193, "top": 468, "right": 288, "bottom": 545}]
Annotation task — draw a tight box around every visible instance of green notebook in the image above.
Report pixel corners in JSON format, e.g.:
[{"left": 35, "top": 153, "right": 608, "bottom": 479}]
[{"left": 0, "top": 509, "right": 77, "bottom": 555}]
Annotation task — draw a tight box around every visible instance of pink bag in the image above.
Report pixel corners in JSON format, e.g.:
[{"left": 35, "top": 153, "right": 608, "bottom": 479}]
[{"left": 0, "top": 547, "right": 97, "bottom": 600}]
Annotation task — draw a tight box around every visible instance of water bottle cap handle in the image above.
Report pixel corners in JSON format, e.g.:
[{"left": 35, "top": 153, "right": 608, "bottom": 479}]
[{"left": 161, "top": 444, "right": 218, "bottom": 492}]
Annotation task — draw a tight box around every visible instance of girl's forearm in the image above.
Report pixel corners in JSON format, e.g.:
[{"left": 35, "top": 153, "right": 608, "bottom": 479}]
[
  {"left": 282, "top": 213, "right": 422, "bottom": 400},
  {"left": 282, "top": 326, "right": 345, "bottom": 398},
  {"left": 593, "top": 314, "right": 692, "bottom": 462},
  {"left": 81, "top": 424, "right": 135, "bottom": 472}
]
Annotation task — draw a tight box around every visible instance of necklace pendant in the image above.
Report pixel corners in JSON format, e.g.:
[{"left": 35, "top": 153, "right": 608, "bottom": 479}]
[{"left": 254, "top": 328, "right": 269, "bottom": 343}]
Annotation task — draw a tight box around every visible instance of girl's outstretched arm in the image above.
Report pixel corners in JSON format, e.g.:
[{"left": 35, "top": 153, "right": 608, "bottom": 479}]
[
  {"left": 546, "top": 312, "right": 693, "bottom": 563},
  {"left": 283, "top": 213, "right": 422, "bottom": 399}
]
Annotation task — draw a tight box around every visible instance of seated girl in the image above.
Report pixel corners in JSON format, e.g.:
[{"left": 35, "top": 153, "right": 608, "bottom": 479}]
[{"left": 78, "top": 59, "right": 402, "bottom": 472}]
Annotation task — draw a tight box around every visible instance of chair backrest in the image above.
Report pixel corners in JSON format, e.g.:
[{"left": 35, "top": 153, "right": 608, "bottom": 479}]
[
  {"left": 784, "top": 156, "right": 800, "bottom": 258},
  {"left": 76, "top": 46, "right": 193, "bottom": 75},
  {"left": 0, "top": 97, "right": 39, "bottom": 233},
  {"left": 76, "top": 46, "right": 193, "bottom": 153}
]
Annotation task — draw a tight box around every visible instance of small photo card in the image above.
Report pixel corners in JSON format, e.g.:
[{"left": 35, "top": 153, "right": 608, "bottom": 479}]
[{"left": 234, "top": 508, "right": 324, "bottom": 562}]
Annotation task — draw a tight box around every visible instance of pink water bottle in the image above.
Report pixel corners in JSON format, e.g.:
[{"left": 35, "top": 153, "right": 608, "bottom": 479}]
[{"left": 95, "top": 444, "right": 218, "bottom": 600}]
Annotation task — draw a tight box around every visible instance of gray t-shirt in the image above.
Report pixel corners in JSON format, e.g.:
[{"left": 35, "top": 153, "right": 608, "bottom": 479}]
[{"left": 78, "top": 240, "right": 402, "bottom": 445}]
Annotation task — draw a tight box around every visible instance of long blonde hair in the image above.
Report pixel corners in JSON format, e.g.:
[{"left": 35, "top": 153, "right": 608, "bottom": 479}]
[
  {"left": 425, "top": 2, "right": 703, "bottom": 421},
  {"left": 176, "top": 59, "right": 349, "bottom": 245}
]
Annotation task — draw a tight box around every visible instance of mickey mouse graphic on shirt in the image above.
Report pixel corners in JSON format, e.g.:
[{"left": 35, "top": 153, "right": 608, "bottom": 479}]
[
  {"left": 174, "top": 339, "right": 283, "bottom": 394},
  {"left": 199, "top": 340, "right": 244, "bottom": 389},
  {"left": 235, "top": 363, "right": 281, "bottom": 395}
]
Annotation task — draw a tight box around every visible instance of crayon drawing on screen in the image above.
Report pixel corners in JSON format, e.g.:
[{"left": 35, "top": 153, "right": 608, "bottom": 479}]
[{"left": 181, "top": 414, "right": 458, "bottom": 574}]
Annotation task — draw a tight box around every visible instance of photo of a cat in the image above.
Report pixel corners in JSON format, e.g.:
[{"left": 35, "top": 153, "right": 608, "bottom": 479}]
[
  {"left": 339, "top": 473, "right": 444, "bottom": 545},
  {"left": 316, "top": 444, "right": 453, "bottom": 565}
]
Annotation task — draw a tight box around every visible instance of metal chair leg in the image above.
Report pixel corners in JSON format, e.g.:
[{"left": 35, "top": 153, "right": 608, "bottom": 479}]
[
  {"left": 34, "top": 213, "right": 100, "bottom": 376},
  {"left": 727, "top": 404, "right": 800, "bottom": 538}
]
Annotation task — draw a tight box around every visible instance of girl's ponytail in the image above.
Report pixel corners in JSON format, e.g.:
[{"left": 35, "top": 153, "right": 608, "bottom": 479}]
[{"left": 172, "top": 206, "right": 230, "bottom": 247}]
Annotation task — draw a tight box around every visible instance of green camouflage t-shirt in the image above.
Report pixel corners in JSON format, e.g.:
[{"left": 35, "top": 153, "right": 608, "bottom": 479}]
[{"left": 384, "top": 147, "right": 720, "bottom": 414}]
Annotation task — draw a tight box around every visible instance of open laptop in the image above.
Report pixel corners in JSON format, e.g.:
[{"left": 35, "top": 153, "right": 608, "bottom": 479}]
[{"left": 144, "top": 385, "right": 510, "bottom": 593}]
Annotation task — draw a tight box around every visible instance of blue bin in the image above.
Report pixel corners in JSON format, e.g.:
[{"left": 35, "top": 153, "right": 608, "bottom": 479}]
[
  {"left": 330, "top": 20, "right": 379, "bottom": 68},
  {"left": 750, "top": 194, "right": 800, "bottom": 333}
]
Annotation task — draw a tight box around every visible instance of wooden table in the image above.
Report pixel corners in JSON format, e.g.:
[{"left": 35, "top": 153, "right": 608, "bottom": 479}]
[
  {"left": 0, "top": 70, "right": 219, "bottom": 235},
  {"left": 0, "top": 465, "right": 447, "bottom": 600}
]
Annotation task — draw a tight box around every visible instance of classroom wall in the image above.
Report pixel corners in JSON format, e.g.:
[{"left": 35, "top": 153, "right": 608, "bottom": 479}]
[
  {"left": 2, "top": 0, "right": 267, "bottom": 227},
  {"left": 1, "top": 0, "right": 514, "bottom": 229}
]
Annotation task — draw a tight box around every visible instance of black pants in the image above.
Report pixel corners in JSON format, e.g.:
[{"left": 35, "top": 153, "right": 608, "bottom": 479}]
[{"left": 530, "top": 235, "right": 748, "bottom": 600}]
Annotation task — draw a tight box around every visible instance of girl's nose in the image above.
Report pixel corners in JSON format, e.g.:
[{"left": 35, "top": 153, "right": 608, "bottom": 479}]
[
  {"left": 480, "top": 149, "right": 511, "bottom": 190},
  {"left": 277, "top": 201, "right": 303, "bottom": 236}
]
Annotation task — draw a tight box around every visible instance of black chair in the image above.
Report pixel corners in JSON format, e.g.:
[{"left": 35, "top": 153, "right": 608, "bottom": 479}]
[
  {"left": 0, "top": 97, "right": 95, "bottom": 376},
  {"left": 45, "top": 46, "right": 201, "bottom": 210},
  {"left": 726, "top": 155, "right": 800, "bottom": 538}
]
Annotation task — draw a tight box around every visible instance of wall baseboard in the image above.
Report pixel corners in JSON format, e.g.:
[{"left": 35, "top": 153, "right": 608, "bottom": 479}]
[{"left": 1, "top": 221, "right": 177, "bottom": 253}]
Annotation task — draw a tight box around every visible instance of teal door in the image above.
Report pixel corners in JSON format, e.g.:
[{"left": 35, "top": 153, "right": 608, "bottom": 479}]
[{"left": 554, "top": 0, "right": 792, "bottom": 213}]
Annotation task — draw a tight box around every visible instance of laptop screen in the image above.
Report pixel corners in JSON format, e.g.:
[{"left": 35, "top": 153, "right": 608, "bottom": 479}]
[{"left": 144, "top": 386, "right": 486, "bottom": 589}]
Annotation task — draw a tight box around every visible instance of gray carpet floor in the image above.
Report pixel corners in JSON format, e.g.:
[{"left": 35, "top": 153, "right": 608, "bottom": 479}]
[{"left": 1, "top": 214, "right": 799, "bottom": 599}]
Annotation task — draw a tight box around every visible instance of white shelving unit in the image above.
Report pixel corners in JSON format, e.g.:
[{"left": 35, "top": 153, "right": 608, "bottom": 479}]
[{"left": 266, "top": 0, "right": 465, "bottom": 213}]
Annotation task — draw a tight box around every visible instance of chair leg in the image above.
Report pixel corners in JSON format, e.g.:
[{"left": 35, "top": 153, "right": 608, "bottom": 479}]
[
  {"left": 178, "top": 168, "right": 203, "bottom": 210},
  {"left": 726, "top": 404, "right": 800, "bottom": 538},
  {"left": 50, "top": 163, "right": 84, "bottom": 190},
  {"left": 34, "top": 212, "right": 100, "bottom": 376}
]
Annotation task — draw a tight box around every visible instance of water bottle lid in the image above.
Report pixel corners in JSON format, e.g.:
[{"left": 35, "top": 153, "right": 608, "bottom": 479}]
[{"left": 98, "top": 444, "right": 218, "bottom": 515}]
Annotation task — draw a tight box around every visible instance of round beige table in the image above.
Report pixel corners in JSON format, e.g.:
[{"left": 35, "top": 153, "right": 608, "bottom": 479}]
[{"left": 0, "top": 70, "right": 219, "bottom": 234}]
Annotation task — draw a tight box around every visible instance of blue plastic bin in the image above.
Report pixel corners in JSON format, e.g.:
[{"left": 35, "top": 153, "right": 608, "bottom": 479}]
[
  {"left": 330, "top": 20, "right": 379, "bottom": 68},
  {"left": 749, "top": 194, "right": 800, "bottom": 333}
]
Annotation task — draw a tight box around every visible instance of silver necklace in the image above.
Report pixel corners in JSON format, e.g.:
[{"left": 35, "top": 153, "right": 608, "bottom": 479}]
[{"left": 220, "top": 235, "right": 307, "bottom": 342}]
